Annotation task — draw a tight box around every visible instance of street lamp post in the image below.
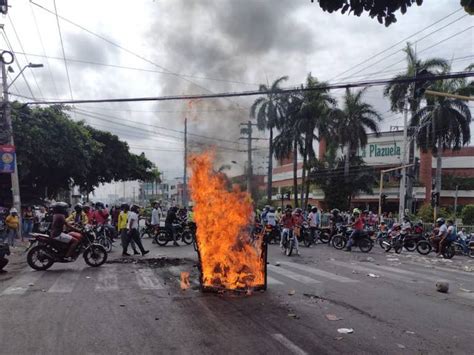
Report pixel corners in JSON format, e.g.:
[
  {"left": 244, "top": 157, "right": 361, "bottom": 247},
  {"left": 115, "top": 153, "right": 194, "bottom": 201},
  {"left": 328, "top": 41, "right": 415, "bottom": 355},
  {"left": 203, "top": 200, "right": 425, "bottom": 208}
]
[{"left": 1, "top": 60, "right": 43, "bottom": 232}]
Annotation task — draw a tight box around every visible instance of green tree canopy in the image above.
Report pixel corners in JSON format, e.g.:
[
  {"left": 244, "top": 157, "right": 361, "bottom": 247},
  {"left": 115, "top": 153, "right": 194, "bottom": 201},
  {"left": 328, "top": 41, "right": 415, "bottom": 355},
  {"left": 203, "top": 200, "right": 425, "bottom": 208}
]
[{"left": 9, "top": 103, "right": 154, "bottom": 202}]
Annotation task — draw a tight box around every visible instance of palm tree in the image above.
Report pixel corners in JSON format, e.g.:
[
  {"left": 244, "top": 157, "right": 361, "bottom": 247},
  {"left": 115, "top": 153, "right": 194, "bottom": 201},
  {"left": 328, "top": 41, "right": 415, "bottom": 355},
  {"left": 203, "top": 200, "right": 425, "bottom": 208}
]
[
  {"left": 384, "top": 43, "right": 448, "bottom": 116},
  {"left": 273, "top": 95, "right": 304, "bottom": 208},
  {"left": 295, "top": 74, "right": 336, "bottom": 207},
  {"left": 332, "top": 88, "right": 382, "bottom": 178},
  {"left": 411, "top": 67, "right": 472, "bottom": 217},
  {"left": 250, "top": 76, "right": 288, "bottom": 204}
]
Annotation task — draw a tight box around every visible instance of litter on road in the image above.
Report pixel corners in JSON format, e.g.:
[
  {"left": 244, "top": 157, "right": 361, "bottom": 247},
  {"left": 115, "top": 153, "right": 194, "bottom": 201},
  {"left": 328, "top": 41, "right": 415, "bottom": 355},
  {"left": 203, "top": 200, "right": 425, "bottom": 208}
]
[
  {"left": 337, "top": 328, "right": 354, "bottom": 334},
  {"left": 367, "top": 273, "right": 380, "bottom": 278}
]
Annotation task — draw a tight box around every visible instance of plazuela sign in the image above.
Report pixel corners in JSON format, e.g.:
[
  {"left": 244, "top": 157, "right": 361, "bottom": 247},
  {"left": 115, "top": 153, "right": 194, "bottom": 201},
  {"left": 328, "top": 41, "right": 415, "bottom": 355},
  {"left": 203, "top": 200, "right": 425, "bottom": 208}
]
[{"left": 360, "top": 142, "right": 401, "bottom": 158}]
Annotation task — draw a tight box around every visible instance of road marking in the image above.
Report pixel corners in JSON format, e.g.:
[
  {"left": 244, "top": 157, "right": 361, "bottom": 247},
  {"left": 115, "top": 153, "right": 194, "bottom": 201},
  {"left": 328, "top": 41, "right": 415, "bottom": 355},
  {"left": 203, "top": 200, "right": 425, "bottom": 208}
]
[
  {"left": 268, "top": 265, "right": 320, "bottom": 284},
  {"left": 366, "top": 264, "right": 442, "bottom": 282},
  {"left": 267, "top": 276, "right": 284, "bottom": 285},
  {"left": 272, "top": 333, "right": 308, "bottom": 355},
  {"left": 405, "top": 261, "right": 473, "bottom": 277},
  {"left": 136, "top": 268, "right": 164, "bottom": 290},
  {"left": 279, "top": 261, "right": 358, "bottom": 283},
  {"left": 48, "top": 270, "right": 82, "bottom": 293},
  {"left": 457, "top": 292, "right": 474, "bottom": 301},
  {"left": 95, "top": 266, "right": 119, "bottom": 291},
  {"left": 403, "top": 262, "right": 474, "bottom": 283},
  {"left": 1, "top": 271, "right": 44, "bottom": 295},
  {"left": 329, "top": 260, "right": 420, "bottom": 283}
]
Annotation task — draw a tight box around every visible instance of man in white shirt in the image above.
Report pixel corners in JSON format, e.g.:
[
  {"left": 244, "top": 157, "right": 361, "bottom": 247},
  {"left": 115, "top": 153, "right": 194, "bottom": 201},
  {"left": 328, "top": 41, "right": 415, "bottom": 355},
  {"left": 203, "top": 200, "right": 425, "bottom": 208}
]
[
  {"left": 151, "top": 202, "right": 161, "bottom": 227},
  {"left": 308, "top": 207, "right": 320, "bottom": 244},
  {"left": 122, "top": 205, "right": 149, "bottom": 257}
]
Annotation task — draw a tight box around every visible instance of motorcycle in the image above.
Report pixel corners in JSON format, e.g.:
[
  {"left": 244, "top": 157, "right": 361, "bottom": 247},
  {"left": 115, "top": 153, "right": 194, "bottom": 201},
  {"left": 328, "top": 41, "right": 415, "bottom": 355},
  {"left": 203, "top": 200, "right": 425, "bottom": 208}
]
[
  {"left": 468, "top": 236, "right": 474, "bottom": 258},
  {"left": 26, "top": 225, "right": 108, "bottom": 270},
  {"left": 415, "top": 233, "right": 455, "bottom": 259},
  {"left": 140, "top": 220, "right": 157, "bottom": 239},
  {"left": 154, "top": 222, "right": 194, "bottom": 246},
  {"left": 94, "top": 224, "right": 113, "bottom": 253},
  {"left": 332, "top": 227, "right": 373, "bottom": 252},
  {"left": 302, "top": 223, "right": 320, "bottom": 247},
  {"left": 265, "top": 224, "right": 281, "bottom": 244},
  {"left": 281, "top": 228, "right": 297, "bottom": 256}
]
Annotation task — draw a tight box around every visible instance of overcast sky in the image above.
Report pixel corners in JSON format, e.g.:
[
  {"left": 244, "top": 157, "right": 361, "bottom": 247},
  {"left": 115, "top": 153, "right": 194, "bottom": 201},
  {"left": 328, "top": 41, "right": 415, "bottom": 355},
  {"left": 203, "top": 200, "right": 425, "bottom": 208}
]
[{"left": 1, "top": 0, "right": 472, "bottom": 200}]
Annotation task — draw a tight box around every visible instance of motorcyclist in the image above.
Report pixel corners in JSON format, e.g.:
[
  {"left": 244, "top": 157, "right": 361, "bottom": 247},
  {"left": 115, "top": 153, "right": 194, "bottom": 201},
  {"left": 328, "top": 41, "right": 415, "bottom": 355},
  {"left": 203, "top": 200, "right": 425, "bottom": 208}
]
[
  {"left": 345, "top": 208, "right": 364, "bottom": 252},
  {"left": 261, "top": 205, "right": 270, "bottom": 225},
  {"left": 50, "top": 202, "right": 81, "bottom": 261},
  {"left": 329, "top": 209, "right": 344, "bottom": 235},
  {"left": 92, "top": 202, "right": 109, "bottom": 225},
  {"left": 275, "top": 207, "right": 282, "bottom": 223},
  {"left": 165, "top": 207, "right": 180, "bottom": 246},
  {"left": 280, "top": 208, "right": 298, "bottom": 253},
  {"left": 401, "top": 216, "right": 412, "bottom": 232},
  {"left": 66, "top": 203, "right": 89, "bottom": 226},
  {"left": 431, "top": 218, "right": 448, "bottom": 256}
]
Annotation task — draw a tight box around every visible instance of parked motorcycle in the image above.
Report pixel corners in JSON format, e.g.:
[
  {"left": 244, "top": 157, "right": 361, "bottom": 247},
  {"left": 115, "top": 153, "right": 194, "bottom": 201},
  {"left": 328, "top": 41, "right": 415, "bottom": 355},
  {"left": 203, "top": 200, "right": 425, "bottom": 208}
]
[
  {"left": 140, "top": 221, "right": 158, "bottom": 239},
  {"left": 415, "top": 234, "right": 455, "bottom": 259},
  {"left": 154, "top": 222, "right": 194, "bottom": 246},
  {"left": 26, "top": 225, "right": 108, "bottom": 270},
  {"left": 332, "top": 227, "right": 373, "bottom": 252}
]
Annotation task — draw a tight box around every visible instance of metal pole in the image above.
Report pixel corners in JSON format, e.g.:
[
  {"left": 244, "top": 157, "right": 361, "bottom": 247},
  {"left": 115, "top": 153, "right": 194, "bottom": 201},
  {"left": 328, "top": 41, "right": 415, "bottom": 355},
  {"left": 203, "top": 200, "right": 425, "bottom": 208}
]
[
  {"left": 378, "top": 171, "right": 383, "bottom": 223},
  {"left": 454, "top": 184, "right": 459, "bottom": 220},
  {"left": 183, "top": 117, "right": 188, "bottom": 208},
  {"left": 2, "top": 62, "right": 22, "bottom": 236},
  {"left": 398, "top": 101, "right": 408, "bottom": 220},
  {"left": 247, "top": 120, "right": 253, "bottom": 195}
]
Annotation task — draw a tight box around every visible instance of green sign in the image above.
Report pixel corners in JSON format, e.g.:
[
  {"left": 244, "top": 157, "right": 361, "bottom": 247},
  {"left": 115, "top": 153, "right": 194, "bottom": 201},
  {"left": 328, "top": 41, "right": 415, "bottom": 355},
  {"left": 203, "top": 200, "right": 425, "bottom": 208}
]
[{"left": 360, "top": 142, "right": 401, "bottom": 158}]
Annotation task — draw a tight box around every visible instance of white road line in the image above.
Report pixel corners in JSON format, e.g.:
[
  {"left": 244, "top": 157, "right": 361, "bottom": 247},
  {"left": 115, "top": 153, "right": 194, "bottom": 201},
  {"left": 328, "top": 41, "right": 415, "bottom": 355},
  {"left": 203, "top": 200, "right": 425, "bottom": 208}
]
[
  {"left": 457, "top": 292, "right": 474, "bottom": 301},
  {"left": 405, "top": 261, "right": 473, "bottom": 277},
  {"left": 136, "top": 268, "right": 164, "bottom": 290},
  {"left": 279, "top": 261, "right": 358, "bottom": 283},
  {"left": 403, "top": 262, "right": 474, "bottom": 283},
  {"left": 268, "top": 265, "right": 320, "bottom": 284},
  {"left": 267, "top": 276, "right": 284, "bottom": 285},
  {"left": 329, "top": 260, "right": 420, "bottom": 283},
  {"left": 47, "top": 270, "right": 82, "bottom": 293},
  {"left": 366, "top": 264, "right": 443, "bottom": 282},
  {"left": 272, "top": 333, "right": 308, "bottom": 355},
  {"left": 95, "top": 266, "right": 119, "bottom": 291},
  {"left": 1, "top": 271, "right": 44, "bottom": 295}
]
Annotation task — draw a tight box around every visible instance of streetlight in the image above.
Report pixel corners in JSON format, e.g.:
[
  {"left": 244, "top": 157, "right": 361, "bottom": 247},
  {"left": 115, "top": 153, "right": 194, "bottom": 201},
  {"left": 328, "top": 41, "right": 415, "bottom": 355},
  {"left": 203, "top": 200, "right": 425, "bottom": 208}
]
[{"left": 1, "top": 59, "right": 43, "bottom": 235}]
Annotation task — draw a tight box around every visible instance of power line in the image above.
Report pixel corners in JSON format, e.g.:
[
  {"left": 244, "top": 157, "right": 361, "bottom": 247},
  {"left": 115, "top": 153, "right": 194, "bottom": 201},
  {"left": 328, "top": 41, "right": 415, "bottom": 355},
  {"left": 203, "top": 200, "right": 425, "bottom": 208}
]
[
  {"left": 330, "top": 8, "right": 464, "bottom": 81},
  {"left": 25, "top": 71, "right": 474, "bottom": 106},
  {"left": 0, "top": 31, "right": 36, "bottom": 99},
  {"left": 52, "top": 0, "right": 74, "bottom": 102},
  {"left": 29, "top": 2, "right": 60, "bottom": 98},
  {"left": 7, "top": 14, "right": 44, "bottom": 99}
]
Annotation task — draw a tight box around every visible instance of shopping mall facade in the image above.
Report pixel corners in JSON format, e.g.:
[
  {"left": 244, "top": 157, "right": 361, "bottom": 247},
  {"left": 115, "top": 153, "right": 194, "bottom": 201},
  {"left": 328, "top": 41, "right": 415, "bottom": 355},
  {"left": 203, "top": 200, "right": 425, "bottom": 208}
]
[{"left": 270, "top": 130, "right": 474, "bottom": 212}]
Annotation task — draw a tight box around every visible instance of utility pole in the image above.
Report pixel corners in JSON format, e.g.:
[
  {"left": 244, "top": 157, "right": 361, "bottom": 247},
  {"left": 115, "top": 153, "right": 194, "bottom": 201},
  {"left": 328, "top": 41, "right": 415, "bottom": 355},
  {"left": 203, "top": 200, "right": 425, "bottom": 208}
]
[
  {"left": 398, "top": 101, "right": 409, "bottom": 220},
  {"left": 2, "top": 61, "right": 22, "bottom": 228},
  {"left": 454, "top": 184, "right": 459, "bottom": 220},
  {"left": 239, "top": 121, "right": 258, "bottom": 197},
  {"left": 183, "top": 117, "right": 188, "bottom": 208},
  {"left": 380, "top": 163, "right": 414, "bottom": 223}
]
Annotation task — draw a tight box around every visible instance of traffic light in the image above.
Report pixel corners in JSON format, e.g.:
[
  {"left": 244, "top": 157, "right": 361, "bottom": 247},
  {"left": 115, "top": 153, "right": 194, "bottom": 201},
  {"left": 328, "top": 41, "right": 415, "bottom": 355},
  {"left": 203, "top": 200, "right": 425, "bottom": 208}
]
[{"left": 431, "top": 192, "right": 440, "bottom": 208}]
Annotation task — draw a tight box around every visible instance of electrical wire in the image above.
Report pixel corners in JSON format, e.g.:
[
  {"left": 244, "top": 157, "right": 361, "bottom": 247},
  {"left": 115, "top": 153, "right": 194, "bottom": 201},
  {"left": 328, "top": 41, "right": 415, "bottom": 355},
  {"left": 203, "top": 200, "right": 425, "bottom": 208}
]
[{"left": 52, "top": 0, "right": 74, "bottom": 102}]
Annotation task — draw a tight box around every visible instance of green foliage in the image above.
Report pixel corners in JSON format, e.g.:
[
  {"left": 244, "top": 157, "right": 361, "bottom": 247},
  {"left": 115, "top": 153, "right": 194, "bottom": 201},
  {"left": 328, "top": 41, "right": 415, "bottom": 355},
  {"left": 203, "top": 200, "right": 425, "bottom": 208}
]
[
  {"left": 312, "top": 0, "right": 424, "bottom": 27},
  {"left": 11, "top": 103, "right": 154, "bottom": 201},
  {"left": 309, "top": 149, "right": 376, "bottom": 210},
  {"left": 416, "top": 203, "right": 452, "bottom": 223},
  {"left": 461, "top": 205, "right": 474, "bottom": 225},
  {"left": 442, "top": 175, "right": 474, "bottom": 190}
]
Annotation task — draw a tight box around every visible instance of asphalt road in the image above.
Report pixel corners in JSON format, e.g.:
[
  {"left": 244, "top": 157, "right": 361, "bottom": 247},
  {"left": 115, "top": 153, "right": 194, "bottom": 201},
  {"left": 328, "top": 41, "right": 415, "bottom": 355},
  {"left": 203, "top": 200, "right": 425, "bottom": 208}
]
[{"left": 0, "top": 237, "right": 473, "bottom": 355}]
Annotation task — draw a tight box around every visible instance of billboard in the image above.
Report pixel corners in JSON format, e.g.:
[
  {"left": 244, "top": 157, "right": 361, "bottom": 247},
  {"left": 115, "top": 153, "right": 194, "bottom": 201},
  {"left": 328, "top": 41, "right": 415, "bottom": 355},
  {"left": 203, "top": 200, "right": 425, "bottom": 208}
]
[{"left": 0, "top": 144, "right": 15, "bottom": 173}]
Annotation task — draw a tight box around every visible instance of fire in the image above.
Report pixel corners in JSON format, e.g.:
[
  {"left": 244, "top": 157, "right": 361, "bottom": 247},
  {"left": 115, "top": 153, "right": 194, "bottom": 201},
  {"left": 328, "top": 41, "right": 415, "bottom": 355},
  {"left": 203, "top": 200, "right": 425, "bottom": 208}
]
[
  {"left": 189, "top": 151, "right": 265, "bottom": 291},
  {"left": 180, "top": 272, "right": 190, "bottom": 290}
]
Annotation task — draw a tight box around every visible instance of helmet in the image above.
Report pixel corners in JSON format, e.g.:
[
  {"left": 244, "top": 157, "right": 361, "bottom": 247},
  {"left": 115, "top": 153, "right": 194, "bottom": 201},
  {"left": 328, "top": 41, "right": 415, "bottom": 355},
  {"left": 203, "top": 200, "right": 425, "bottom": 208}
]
[
  {"left": 74, "top": 203, "right": 83, "bottom": 213},
  {"left": 353, "top": 208, "right": 361, "bottom": 215},
  {"left": 52, "top": 202, "right": 69, "bottom": 215},
  {"left": 403, "top": 216, "right": 410, "bottom": 222},
  {"left": 392, "top": 223, "right": 401, "bottom": 230},
  {"left": 436, "top": 218, "right": 445, "bottom": 226},
  {"left": 294, "top": 208, "right": 302, "bottom": 214},
  {"left": 277, "top": 207, "right": 282, "bottom": 211},
  {"left": 9, "top": 208, "right": 18, "bottom": 214},
  {"left": 130, "top": 204, "right": 140, "bottom": 213},
  {"left": 269, "top": 207, "right": 275, "bottom": 212},
  {"left": 95, "top": 202, "right": 105, "bottom": 209},
  {"left": 264, "top": 205, "right": 270, "bottom": 211},
  {"left": 331, "top": 208, "right": 340, "bottom": 215},
  {"left": 311, "top": 207, "right": 318, "bottom": 213}
]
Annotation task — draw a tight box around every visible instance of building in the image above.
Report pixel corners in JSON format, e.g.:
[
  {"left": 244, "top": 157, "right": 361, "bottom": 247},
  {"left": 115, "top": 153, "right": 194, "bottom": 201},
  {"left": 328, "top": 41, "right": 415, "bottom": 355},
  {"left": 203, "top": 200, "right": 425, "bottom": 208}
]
[{"left": 270, "top": 130, "right": 474, "bottom": 212}]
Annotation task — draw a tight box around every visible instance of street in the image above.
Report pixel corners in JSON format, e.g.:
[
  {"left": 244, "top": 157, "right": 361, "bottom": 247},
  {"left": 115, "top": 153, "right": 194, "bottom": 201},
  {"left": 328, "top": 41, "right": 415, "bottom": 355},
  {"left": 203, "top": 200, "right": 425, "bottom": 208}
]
[{"left": 0, "top": 239, "right": 473, "bottom": 355}]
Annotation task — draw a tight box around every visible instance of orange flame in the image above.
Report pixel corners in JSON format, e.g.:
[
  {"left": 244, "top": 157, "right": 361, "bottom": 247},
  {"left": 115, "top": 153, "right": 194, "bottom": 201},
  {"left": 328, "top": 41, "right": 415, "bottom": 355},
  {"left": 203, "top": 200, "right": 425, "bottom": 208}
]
[
  {"left": 189, "top": 151, "right": 265, "bottom": 291},
  {"left": 180, "top": 272, "right": 190, "bottom": 290}
]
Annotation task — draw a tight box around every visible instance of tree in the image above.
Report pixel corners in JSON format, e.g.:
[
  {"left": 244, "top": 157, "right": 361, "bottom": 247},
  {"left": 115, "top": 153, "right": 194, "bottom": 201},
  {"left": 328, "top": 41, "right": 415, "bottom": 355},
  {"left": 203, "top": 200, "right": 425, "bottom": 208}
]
[
  {"left": 410, "top": 67, "right": 472, "bottom": 216},
  {"left": 250, "top": 76, "right": 288, "bottom": 204},
  {"left": 311, "top": 0, "right": 424, "bottom": 26},
  {"left": 9, "top": 103, "right": 154, "bottom": 203},
  {"left": 273, "top": 95, "right": 304, "bottom": 207},
  {"left": 295, "top": 74, "right": 335, "bottom": 208},
  {"left": 309, "top": 144, "right": 376, "bottom": 210},
  {"left": 461, "top": 205, "right": 474, "bottom": 225},
  {"left": 331, "top": 88, "right": 382, "bottom": 178}
]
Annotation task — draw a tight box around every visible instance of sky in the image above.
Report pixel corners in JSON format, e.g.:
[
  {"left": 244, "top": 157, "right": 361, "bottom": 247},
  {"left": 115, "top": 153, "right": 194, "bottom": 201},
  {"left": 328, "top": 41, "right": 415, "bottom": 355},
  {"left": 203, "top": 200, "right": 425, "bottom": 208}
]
[{"left": 1, "top": 0, "right": 473, "bottom": 200}]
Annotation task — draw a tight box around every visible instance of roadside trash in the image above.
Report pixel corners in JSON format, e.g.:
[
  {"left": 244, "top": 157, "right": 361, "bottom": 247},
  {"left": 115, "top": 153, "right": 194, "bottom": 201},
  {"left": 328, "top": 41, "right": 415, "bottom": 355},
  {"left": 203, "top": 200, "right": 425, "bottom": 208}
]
[
  {"left": 351, "top": 270, "right": 359, "bottom": 274},
  {"left": 337, "top": 328, "right": 354, "bottom": 334},
  {"left": 405, "top": 331, "right": 415, "bottom": 335},
  {"left": 334, "top": 337, "right": 343, "bottom": 341},
  {"left": 459, "top": 288, "right": 472, "bottom": 293},
  {"left": 361, "top": 257, "right": 375, "bottom": 262},
  {"left": 326, "top": 314, "right": 342, "bottom": 321},
  {"left": 387, "top": 258, "right": 399, "bottom": 262},
  {"left": 180, "top": 272, "right": 190, "bottom": 290},
  {"left": 367, "top": 273, "right": 380, "bottom": 278},
  {"left": 288, "top": 313, "right": 298, "bottom": 319},
  {"left": 397, "top": 344, "right": 406, "bottom": 349},
  {"left": 119, "top": 304, "right": 126, "bottom": 307},
  {"left": 436, "top": 281, "right": 449, "bottom": 293},
  {"left": 288, "top": 290, "right": 296, "bottom": 296},
  {"left": 85, "top": 276, "right": 91, "bottom": 279},
  {"left": 275, "top": 262, "right": 280, "bottom": 266},
  {"left": 28, "top": 283, "right": 34, "bottom": 286}
]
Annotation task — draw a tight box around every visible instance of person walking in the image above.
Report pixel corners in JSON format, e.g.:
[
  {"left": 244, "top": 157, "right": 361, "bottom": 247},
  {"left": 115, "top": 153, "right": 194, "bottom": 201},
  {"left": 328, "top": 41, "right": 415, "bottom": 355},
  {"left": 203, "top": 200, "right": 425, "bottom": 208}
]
[
  {"left": 5, "top": 208, "right": 20, "bottom": 247},
  {"left": 123, "top": 205, "right": 149, "bottom": 256},
  {"left": 119, "top": 204, "right": 139, "bottom": 256}
]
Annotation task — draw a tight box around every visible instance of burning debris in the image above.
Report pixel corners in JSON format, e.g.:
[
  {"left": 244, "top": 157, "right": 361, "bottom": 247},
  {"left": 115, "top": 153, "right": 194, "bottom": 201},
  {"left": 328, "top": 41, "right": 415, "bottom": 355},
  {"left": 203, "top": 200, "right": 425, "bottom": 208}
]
[
  {"left": 180, "top": 272, "right": 190, "bottom": 290},
  {"left": 189, "top": 152, "right": 266, "bottom": 293}
]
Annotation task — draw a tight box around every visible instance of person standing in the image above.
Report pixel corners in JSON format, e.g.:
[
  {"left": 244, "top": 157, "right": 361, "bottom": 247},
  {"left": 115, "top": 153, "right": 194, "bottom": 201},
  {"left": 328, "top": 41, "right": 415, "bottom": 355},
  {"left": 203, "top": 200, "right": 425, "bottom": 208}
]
[
  {"left": 151, "top": 202, "right": 160, "bottom": 230},
  {"left": 22, "top": 206, "right": 34, "bottom": 241},
  {"left": 0, "top": 241, "right": 10, "bottom": 273},
  {"left": 5, "top": 208, "right": 20, "bottom": 247},
  {"left": 308, "top": 206, "right": 320, "bottom": 244},
  {"left": 123, "top": 205, "right": 149, "bottom": 256},
  {"left": 165, "top": 207, "right": 180, "bottom": 247},
  {"left": 119, "top": 204, "right": 139, "bottom": 256}
]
